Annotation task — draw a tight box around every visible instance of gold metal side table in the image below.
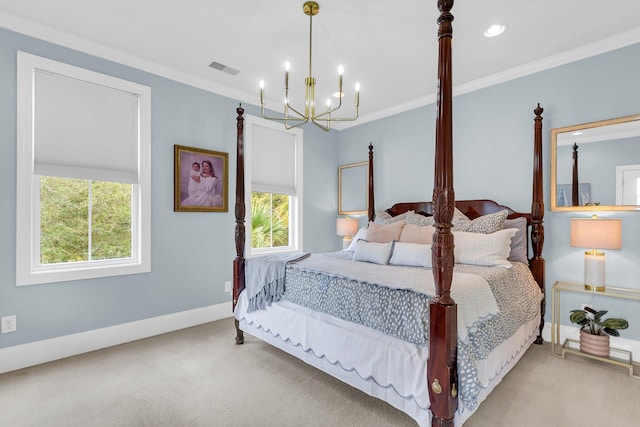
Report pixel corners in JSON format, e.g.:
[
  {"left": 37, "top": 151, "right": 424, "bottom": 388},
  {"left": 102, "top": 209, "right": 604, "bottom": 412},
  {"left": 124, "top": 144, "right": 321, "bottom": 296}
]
[{"left": 551, "top": 280, "right": 640, "bottom": 379}]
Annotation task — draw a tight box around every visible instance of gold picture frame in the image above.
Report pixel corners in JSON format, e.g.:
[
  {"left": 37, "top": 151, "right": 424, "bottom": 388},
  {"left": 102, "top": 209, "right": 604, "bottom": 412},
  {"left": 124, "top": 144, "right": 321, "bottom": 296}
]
[
  {"left": 338, "top": 161, "right": 368, "bottom": 215},
  {"left": 174, "top": 145, "right": 228, "bottom": 212}
]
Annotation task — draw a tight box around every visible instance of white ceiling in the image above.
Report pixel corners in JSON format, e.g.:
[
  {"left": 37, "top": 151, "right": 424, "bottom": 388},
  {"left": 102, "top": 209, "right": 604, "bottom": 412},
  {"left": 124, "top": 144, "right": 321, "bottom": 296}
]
[{"left": 2, "top": 0, "right": 640, "bottom": 129}]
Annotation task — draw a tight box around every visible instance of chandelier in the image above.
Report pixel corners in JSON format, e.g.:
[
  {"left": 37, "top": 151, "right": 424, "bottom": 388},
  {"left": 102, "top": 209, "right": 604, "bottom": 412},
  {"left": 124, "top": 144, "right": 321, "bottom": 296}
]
[{"left": 259, "top": 1, "right": 360, "bottom": 131}]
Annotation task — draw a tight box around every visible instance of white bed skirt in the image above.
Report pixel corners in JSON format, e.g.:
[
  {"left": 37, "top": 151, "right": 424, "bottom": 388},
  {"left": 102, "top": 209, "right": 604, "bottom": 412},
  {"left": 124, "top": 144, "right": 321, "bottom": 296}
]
[{"left": 235, "top": 291, "right": 540, "bottom": 427}]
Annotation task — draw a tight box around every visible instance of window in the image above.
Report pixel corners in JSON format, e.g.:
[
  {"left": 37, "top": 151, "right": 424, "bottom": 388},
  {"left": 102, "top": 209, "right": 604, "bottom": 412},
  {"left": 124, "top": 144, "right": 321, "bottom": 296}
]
[
  {"left": 251, "top": 192, "right": 290, "bottom": 249},
  {"left": 16, "top": 52, "right": 151, "bottom": 285},
  {"left": 245, "top": 115, "right": 303, "bottom": 255}
]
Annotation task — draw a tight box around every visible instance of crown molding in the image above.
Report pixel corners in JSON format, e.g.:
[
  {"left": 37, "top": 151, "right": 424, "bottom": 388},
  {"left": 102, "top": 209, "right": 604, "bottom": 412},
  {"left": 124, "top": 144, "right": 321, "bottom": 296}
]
[{"left": 3, "top": 11, "right": 640, "bottom": 132}]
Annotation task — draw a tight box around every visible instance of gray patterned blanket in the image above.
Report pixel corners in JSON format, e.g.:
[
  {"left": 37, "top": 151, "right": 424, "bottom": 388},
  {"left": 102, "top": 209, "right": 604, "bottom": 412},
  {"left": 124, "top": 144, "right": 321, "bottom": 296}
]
[
  {"left": 284, "top": 253, "right": 499, "bottom": 342},
  {"left": 278, "top": 252, "right": 542, "bottom": 411},
  {"left": 245, "top": 252, "right": 310, "bottom": 312}
]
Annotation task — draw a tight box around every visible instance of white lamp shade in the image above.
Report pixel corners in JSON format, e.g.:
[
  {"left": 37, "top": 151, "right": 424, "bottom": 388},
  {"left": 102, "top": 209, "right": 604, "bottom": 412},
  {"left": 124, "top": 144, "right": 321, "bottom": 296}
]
[
  {"left": 570, "top": 218, "right": 622, "bottom": 250},
  {"left": 570, "top": 217, "right": 621, "bottom": 291},
  {"left": 336, "top": 217, "right": 358, "bottom": 237}
]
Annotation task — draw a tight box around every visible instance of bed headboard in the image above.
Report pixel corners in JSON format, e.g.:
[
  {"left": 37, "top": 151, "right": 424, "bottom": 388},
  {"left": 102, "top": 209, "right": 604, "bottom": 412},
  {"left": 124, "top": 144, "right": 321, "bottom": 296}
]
[{"left": 386, "top": 200, "right": 532, "bottom": 223}]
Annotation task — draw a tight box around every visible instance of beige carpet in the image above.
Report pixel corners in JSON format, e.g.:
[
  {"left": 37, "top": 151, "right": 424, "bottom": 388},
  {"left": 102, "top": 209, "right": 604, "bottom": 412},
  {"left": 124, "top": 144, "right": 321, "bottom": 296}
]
[{"left": 0, "top": 318, "right": 637, "bottom": 427}]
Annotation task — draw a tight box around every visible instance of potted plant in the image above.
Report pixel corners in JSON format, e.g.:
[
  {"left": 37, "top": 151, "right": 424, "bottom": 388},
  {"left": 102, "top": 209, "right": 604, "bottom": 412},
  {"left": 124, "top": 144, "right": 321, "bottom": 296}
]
[{"left": 569, "top": 306, "right": 629, "bottom": 357}]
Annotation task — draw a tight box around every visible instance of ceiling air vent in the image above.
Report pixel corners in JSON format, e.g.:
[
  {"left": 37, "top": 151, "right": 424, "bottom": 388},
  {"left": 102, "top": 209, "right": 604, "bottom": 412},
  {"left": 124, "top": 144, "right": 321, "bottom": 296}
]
[{"left": 209, "top": 61, "right": 239, "bottom": 76}]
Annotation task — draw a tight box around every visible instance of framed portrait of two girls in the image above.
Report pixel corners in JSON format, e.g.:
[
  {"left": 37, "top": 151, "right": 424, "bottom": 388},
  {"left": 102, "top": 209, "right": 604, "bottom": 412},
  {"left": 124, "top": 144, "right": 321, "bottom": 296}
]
[{"left": 174, "top": 144, "right": 228, "bottom": 212}]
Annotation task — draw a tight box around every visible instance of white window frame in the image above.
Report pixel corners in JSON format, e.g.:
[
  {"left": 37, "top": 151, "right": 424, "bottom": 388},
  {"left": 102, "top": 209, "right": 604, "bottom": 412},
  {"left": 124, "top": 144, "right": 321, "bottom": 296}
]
[
  {"left": 244, "top": 115, "right": 303, "bottom": 257},
  {"left": 16, "top": 52, "right": 151, "bottom": 286}
]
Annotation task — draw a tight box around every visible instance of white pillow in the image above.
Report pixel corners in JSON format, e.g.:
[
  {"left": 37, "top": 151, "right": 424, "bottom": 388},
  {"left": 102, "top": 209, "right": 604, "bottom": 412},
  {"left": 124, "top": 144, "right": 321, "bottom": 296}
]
[
  {"left": 345, "top": 226, "right": 368, "bottom": 252},
  {"left": 353, "top": 240, "right": 394, "bottom": 265},
  {"left": 389, "top": 242, "right": 432, "bottom": 268},
  {"left": 453, "top": 228, "right": 517, "bottom": 268}
]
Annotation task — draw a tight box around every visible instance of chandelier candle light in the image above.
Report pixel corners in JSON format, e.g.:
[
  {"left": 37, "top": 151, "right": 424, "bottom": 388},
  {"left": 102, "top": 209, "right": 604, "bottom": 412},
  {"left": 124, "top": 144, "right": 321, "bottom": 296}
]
[
  {"left": 570, "top": 216, "right": 622, "bottom": 292},
  {"left": 259, "top": 1, "right": 360, "bottom": 131}
]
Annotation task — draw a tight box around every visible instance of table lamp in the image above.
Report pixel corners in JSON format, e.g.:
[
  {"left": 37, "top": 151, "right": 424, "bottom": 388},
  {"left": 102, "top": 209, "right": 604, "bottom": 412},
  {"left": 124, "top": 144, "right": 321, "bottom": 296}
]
[
  {"left": 570, "top": 216, "right": 622, "bottom": 292},
  {"left": 336, "top": 217, "right": 359, "bottom": 250}
]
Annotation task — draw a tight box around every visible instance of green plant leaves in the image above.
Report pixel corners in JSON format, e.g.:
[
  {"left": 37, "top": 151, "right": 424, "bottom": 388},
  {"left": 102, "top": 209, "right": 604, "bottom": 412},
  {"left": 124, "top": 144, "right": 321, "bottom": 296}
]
[
  {"left": 603, "top": 327, "right": 620, "bottom": 337},
  {"left": 570, "top": 308, "right": 629, "bottom": 337},
  {"left": 602, "top": 318, "right": 629, "bottom": 330},
  {"left": 593, "top": 310, "right": 608, "bottom": 321},
  {"left": 569, "top": 310, "right": 587, "bottom": 324}
]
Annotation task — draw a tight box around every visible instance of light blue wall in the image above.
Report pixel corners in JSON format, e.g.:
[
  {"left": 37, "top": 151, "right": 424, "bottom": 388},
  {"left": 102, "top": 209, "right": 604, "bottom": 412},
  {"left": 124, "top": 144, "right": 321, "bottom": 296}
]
[
  {"left": 0, "top": 29, "right": 339, "bottom": 349},
  {"left": 3, "top": 27, "right": 640, "bottom": 350},
  {"left": 338, "top": 42, "right": 640, "bottom": 340}
]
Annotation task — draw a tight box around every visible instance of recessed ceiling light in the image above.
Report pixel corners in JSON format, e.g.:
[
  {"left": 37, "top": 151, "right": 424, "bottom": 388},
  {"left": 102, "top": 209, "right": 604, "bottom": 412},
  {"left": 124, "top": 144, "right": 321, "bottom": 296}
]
[{"left": 484, "top": 24, "right": 507, "bottom": 38}]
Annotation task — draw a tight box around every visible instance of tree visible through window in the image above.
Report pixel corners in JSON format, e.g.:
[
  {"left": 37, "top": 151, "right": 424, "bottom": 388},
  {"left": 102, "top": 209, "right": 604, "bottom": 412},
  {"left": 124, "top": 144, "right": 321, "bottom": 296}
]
[
  {"left": 251, "top": 192, "right": 289, "bottom": 249},
  {"left": 39, "top": 177, "right": 132, "bottom": 264}
]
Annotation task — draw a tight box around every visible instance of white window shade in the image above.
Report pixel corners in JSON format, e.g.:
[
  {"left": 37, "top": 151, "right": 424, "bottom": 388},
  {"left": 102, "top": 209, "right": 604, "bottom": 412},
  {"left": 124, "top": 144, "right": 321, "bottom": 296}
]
[
  {"left": 34, "top": 70, "right": 139, "bottom": 184},
  {"left": 251, "top": 125, "right": 297, "bottom": 195}
]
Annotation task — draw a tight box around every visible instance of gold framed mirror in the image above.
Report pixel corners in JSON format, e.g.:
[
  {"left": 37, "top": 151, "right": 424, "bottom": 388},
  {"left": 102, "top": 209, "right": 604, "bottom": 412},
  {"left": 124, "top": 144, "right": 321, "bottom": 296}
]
[
  {"left": 551, "top": 114, "right": 640, "bottom": 212},
  {"left": 338, "top": 161, "right": 368, "bottom": 215}
]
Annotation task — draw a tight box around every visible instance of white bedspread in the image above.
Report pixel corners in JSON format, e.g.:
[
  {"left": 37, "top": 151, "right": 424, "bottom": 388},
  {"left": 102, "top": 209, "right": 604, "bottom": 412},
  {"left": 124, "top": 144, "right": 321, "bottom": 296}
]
[{"left": 292, "top": 253, "right": 499, "bottom": 342}]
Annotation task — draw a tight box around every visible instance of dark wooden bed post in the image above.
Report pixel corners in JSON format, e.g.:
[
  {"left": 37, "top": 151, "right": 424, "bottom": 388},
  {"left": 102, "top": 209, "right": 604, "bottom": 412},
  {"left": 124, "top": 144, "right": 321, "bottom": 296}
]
[
  {"left": 368, "top": 142, "right": 375, "bottom": 222},
  {"left": 531, "top": 103, "right": 546, "bottom": 344},
  {"left": 428, "top": 1, "right": 457, "bottom": 426},
  {"left": 233, "top": 104, "right": 246, "bottom": 345},
  {"left": 572, "top": 143, "right": 579, "bottom": 206}
]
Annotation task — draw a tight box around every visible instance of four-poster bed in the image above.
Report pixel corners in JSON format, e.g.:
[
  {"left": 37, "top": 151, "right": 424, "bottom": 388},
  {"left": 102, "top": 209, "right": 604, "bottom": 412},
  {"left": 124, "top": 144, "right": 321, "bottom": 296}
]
[{"left": 232, "top": 1, "right": 545, "bottom": 426}]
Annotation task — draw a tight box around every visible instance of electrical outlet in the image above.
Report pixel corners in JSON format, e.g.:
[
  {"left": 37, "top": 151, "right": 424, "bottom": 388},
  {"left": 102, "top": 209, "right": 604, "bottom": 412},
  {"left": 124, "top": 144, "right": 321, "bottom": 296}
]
[
  {"left": 224, "top": 281, "right": 232, "bottom": 293},
  {"left": 1, "top": 315, "right": 17, "bottom": 334}
]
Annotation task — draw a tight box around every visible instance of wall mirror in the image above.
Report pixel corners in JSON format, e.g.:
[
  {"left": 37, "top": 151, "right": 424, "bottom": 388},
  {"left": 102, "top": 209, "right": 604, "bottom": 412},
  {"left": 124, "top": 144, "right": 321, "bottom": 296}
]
[
  {"left": 338, "top": 161, "right": 368, "bottom": 215},
  {"left": 551, "top": 114, "right": 640, "bottom": 211}
]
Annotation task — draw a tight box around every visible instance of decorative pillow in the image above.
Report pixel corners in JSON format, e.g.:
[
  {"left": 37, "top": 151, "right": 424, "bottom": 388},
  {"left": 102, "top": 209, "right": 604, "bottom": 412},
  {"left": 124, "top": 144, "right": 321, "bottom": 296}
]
[
  {"left": 453, "top": 228, "right": 517, "bottom": 268},
  {"left": 373, "top": 210, "right": 393, "bottom": 224},
  {"left": 405, "top": 211, "right": 435, "bottom": 226},
  {"left": 389, "top": 242, "right": 432, "bottom": 268},
  {"left": 399, "top": 224, "right": 436, "bottom": 244},
  {"left": 345, "top": 226, "right": 369, "bottom": 252},
  {"left": 453, "top": 209, "right": 508, "bottom": 234},
  {"left": 451, "top": 207, "right": 471, "bottom": 229},
  {"left": 365, "top": 220, "right": 406, "bottom": 243},
  {"left": 503, "top": 217, "right": 528, "bottom": 264},
  {"left": 374, "top": 210, "right": 413, "bottom": 225},
  {"left": 353, "top": 240, "right": 394, "bottom": 265}
]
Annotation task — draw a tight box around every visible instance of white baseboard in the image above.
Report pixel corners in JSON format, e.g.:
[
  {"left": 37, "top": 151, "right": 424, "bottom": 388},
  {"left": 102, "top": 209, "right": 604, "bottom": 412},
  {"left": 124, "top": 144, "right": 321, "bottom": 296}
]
[
  {"left": 541, "top": 321, "right": 640, "bottom": 362},
  {"left": 0, "top": 303, "right": 233, "bottom": 374}
]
